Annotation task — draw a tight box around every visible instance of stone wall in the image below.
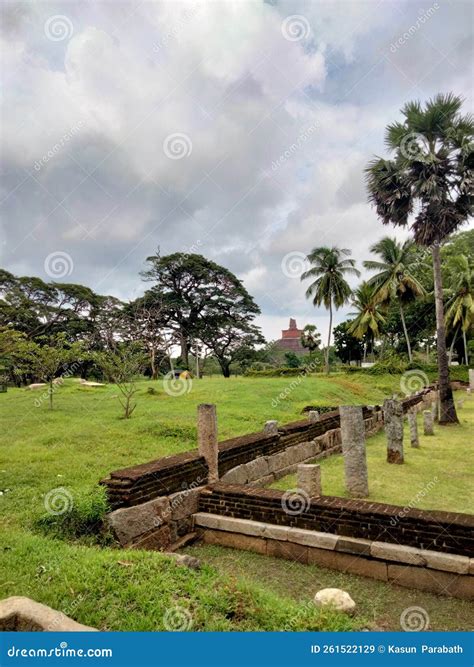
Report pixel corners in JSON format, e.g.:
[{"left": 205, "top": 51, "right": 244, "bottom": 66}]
[{"left": 197, "top": 484, "right": 474, "bottom": 557}]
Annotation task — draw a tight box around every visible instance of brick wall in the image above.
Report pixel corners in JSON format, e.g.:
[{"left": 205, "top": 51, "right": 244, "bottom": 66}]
[{"left": 198, "top": 484, "right": 474, "bottom": 557}]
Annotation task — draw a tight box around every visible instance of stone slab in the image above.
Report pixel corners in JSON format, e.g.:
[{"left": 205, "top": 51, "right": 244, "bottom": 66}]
[
  {"left": 106, "top": 496, "right": 170, "bottom": 546},
  {"left": 388, "top": 564, "right": 474, "bottom": 599},
  {"left": 0, "top": 597, "right": 97, "bottom": 631},
  {"left": 370, "top": 541, "right": 427, "bottom": 566},
  {"left": 336, "top": 536, "right": 372, "bottom": 556},
  {"left": 202, "top": 529, "right": 267, "bottom": 555},
  {"left": 168, "top": 488, "right": 201, "bottom": 521},
  {"left": 267, "top": 539, "right": 308, "bottom": 564},
  {"left": 288, "top": 528, "right": 338, "bottom": 550},
  {"left": 307, "top": 548, "right": 388, "bottom": 581}
]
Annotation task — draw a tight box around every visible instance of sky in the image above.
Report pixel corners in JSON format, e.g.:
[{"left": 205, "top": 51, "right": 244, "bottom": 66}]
[{"left": 1, "top": 0, "right": 473, "bottom": 342}]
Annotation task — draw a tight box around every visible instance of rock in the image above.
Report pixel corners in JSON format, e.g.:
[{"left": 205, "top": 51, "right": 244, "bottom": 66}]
[
  {"left": 0, "top": 596, "right": 97, "bottom": 631},
  {"left": 313, "top": 588, "right": 356, "bottom": 615},
  {"left": 106, "top": 496, "right": 170, "bottom": 546},
  {"left": 80, "top": 380, "right": 105, "bottom": 387},
  {"left": 27, "top": 383, "right": 47, "bottom": 390}
]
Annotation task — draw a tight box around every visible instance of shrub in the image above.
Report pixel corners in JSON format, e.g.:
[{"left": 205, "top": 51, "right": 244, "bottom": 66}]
[{"left": 244, "top": 367, "right": 310, "bottom": 377}]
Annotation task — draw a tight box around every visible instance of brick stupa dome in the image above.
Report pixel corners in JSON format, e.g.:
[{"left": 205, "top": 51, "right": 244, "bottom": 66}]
[{"left": 275, "top": 318, "right": 305, "bottom": 354}]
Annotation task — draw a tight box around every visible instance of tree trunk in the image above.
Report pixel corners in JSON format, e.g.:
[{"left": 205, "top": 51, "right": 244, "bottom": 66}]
[
  {"left": 180, "top": 331, "right": 189, "bottom": 368},
  {"left": 399, "top": 302, "right": 412, "bottom": 362},
  {"left": 150, "top": 349, "right": 157, "bottom": 380},
  {"left": 219, "top": 360, "right": 231, "bottom": 378},
  {"left": 448, "top": 326, "right": 459, "bottom": 365},
  {"left": 49, "top": 380, "right": 53, "bottom": 410},
  {"left": 326, "top": 302, "right": 333, "bottom": 375},
  {"left": 431, "top": 244, "right": 458, "bottom": 424},
  {"left": 463, "top": 329, "right": 468, "bottom": 365}
]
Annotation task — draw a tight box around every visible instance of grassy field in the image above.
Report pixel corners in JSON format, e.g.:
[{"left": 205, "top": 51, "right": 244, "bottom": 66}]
[
  {"left": 0, "top": 373, "right": 472, "bottom": 630},
  {"left": 272, "top": 395, "right": 474, "bottom": 514}
]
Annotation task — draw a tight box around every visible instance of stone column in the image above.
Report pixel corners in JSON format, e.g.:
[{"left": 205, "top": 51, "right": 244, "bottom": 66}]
[
  {"left": 469, "top": 369, "right": 474, "bottom": 391},
  {"left": 383, "top": 398, "right": 404, "bottom": 464},
  {"left": 407, "top": 411, "right": 419, "bottom": 448},
  {"left": 339, "top": 405, "right": 369, "bottom": 498},
  {"left": 431, "top": 400, "right": 439, "bottom": 423},
  {"left": 307, "top": 410, "right": 320, "bottom": 422},
  {"left": 264, "top": 420, "right": 279, "bottom": 435},
  {"left": 297, "top": 464, "right": 321, "bottom": 497},
  {"left": 423, "top": 410, "right": 434, "bottom": 436},
  {"left": 197, "top": 404, "right": 218, "bottom": 484}
]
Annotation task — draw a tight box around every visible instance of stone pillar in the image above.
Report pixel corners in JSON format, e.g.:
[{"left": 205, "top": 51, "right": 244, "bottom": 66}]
[
  {"left": 307, "top": 410, "right": 320, "bottom": 422},
  {"left": 423, "top": 410, "right": 434, "bottom": 436},
  {"left": 339, "top": 405, "right": 369, "bottom": 498},
  {"left": 264, "top": 420, "right": 279, "bottom": 435},
  {"left": 407, "top": 411, "right": 419, "bottom": 448},
  {"left": 431, "top": 400, "right": 439, "bottom": 423},
  {"left": 469, "top": 369, "right": 474, "bottom": 391},
  {"left": 383, "top": 398, "right": 404, "bottom": 464},
  {"left": 297, "top": 464, "right": 321, "bottom": 497},
  {"left": 197, "top": 404, "right": 218, "bottom": 484}
]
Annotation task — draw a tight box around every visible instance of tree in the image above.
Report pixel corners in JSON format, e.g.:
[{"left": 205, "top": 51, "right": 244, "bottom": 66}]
[
  {"left": 29, "top": 336, "right": 83, "bottom": 409},
  {"left": 95, "top": 345, "right": 146, "bottom": 419},
  {"left": 333, "top": 321, "right": 364, "bottom": 364},
  {"left": 445, "top": 254, "right": 474, "bottom": 365},
  {"left": 347, "top": 282, "right": 386, "bottom": 361},
  {"left": 199, "top": 317, "right": 264, "bottom": 378},
  {"left": 123, "top": 294, "right": 170, "bottom": 380},
  {"left": 301, "top": 247, "right": 360, "bottom": 374},
  {"left": 142, "top": 253, "right": 262, "bottom": 368},
  {"left": 284, "top": 351, "right": 301, "bottom": 368},
  {"left": 364, "top": 237, "right": 424, "bottom": 361},
  {"left": 300, "top": 324, "right": 321, "bottom": 356},
  {"left": 366, "top": 94, "right": 473, "bottom": 423}
]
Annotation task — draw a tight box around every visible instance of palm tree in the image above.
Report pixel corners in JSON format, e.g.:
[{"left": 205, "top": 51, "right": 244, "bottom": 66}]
[
  {"left": 363, "top": 237, "right": 425, "bottom": 362},
  {"left": 347, "top": 282, "right": 386, "bottom": 362},
  {"left": 366, "top": 94, "right": 473, "bottom": 424},
  {"left": 301, "top": 247, "right": 360, "bottom": 373},
  {"left": 445, "top": 254, "right": 474, "bottom": 365}
]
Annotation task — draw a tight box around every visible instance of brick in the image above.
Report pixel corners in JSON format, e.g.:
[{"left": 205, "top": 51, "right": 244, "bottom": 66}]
[
  {"left": 388, "top": 564, "right": 474, "bottom": 599},
  {"left": 267, "top": 539, "right": 308, "bottom": 564},
  {"left": 202, "top": 529, "right": 267, "bottom": 555},
  {"left": 370, "top": 541, "right": 427, "bottom": 566}
]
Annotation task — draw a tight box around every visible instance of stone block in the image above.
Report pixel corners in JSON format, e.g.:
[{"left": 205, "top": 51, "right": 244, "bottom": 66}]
[
  {"left": 267, "top": 539, "right": 308, "bottom": 564},
  {"left": 335, "top": 536, "right": 372, "bottom": 556},
  {"left": 168, "top": 488, "right": 201, "bottom": 521},
  {"left": 288, "top": 528, "right": 338, "bottom": 550},
  {"left": 388, "top": 564, "right": 474, "bottom": 599},
  {"left": 0, "top": 597, "right": 97, "bottom": 632},
  {"left": 267, "top": 449, "right": 292, "bottom": 473},
  {"left": 245, "top": 456, "right": 269, "bottom": 481},
  {"left": 423, "top": 551, "right": 470, "bottom": 574},
  {"left": 203, "top": 529, "right": 267, "bottom": 554},
  {"left": 297, "top": 464, "right": 321, "bottom": 497},
  {"left": 130, "top": 525, "right": 171, "bottom": 551},
  {"left": 370, "top": 541, "right": 427, "bottom": 566},
  {"left": 307, "top": 548, "right": 388, "bottom": 581},
  {"left": 261, "top": 524, "right": 290, "bottom": 541},
  {"left": 106, "top": 496, "right": 170, "bottom": 546},
  {"left": 221, "top": 464, "right": 248, "bottom": 485}
]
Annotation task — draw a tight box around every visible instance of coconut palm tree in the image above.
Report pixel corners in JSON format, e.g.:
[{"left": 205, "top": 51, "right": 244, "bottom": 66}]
[
  {"left": 365, "top": 93, "right": 473, "bottom": 424},
  {"left": 445, "top": 254, "right": 474, "bottom": 365},
  {"left": 301, "top": 247, "right": 360, "bottom": 374},
  {"left": 347, "top": 282, "right": 386, "bottom": 362},
  {"left": 363, "top": 237, "right": 425, "bottom": 362}
]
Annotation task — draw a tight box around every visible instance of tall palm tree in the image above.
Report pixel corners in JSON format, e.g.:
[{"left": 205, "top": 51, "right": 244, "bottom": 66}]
[
  {"left": 445, "top": 254, "right": 474, "bottom": 365},
  {"left": 347, "top": 282, "right": 386, "bottom": 362},
  {"left": 363, "top": 237, "right": 425, "bottom": 362},
  {"left": 301, "top": 247, "right": 360, "bottom": 373},
  {"left": 366, "top": 93, "right": 473, "bottom": 424}
]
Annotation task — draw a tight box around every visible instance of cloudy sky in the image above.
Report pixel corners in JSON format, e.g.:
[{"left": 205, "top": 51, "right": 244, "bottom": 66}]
[{"left": 1, "top": 0, "right": 472, "bottom": 342}]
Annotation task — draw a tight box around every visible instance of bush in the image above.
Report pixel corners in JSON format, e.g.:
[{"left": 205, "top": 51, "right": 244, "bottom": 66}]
[{"left": 244, "top": 366, "right": 310, "bottom": 377}]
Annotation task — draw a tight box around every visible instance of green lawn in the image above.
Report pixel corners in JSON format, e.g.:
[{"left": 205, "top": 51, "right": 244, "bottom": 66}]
[
  {"left": 271, "top": 395, "right": 474, "bottom": 514},
  {"left": 0, "top": 373, "right": 472, "bottom": 630}
]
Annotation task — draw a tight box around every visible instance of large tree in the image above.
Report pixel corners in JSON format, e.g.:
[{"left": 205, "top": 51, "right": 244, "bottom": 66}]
[
  {"left": 301, "top": 246, "right": 360, "bottom": 374},
  {"left": 445, "top": 254, "right": 474, "bottom": 365},
  {"left": 348, "top": 282, "right": 386, "bottom": 362},
  {"left": 142, "top": 252, "right": 262, "bottom": 369},
  {"left": 363, "top": 237, "right": 425, "bottom": 361},
  {"left": 366, "top": 94, "right": 473, "bottom": 423}
]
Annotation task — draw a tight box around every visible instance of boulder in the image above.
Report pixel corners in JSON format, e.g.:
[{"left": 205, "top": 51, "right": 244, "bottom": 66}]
[
  {"left": 0, "top": 596, "right": 97, "bottom": 631},
  {"left": 27, "top": 383, "right": 47, "bottom": 390},
  {"left": 106, "top": 496, "right": 170, "bottom": 546},
  {"left": 313, "top": 588, "right": 356, "bottom": 615}
]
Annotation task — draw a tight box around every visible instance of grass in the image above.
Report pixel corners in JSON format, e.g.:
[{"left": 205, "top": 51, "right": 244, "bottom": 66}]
[
  {"left": 271, "top": 395, "right": 474, "bottom": 514},
  {"left": 0, "top": 373, "right": 472, "bottom": 630}
]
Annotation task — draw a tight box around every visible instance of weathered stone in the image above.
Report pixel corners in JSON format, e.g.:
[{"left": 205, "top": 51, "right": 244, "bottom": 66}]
[
  {"left": 261, "top": 524, "right": 290, "bottom": 541},
  {"left": 106, "top": 496, "right": 170, "bottom": 546},
  {"left": 431, "top": 400, "right": 439, "bottom": 423},
  {"left": 388, "top": 564, "right": 474, "bottom": 599},
  {"left": 267, "top": 539, "right": 308, "bottom": 563},
  {"left": 254, "top": 474, "right": 275, "bottom": 486},
  {"left": 308, "top": 410, "right": 320, "bottom": 422},
  {"left": 469, "top": 369, "right": 474, "bottom": 391},
  {"left": 339, "top": 405, "right": 369, "bottom": 497},
  {"left": 197, "top": 404, "right": 218, "bottom": 483},
  {"left": 335, "top": 536, "right": 371, "bottom": 556},
  {"left": 297, "top": 463, "right": 321, "bottom": 497},
  {"left": 288, "top": 528, "right": 338, "bottom": 550},
  {"left": 168, "top": 488, "right": 201, "bottom": 521},
  {"left": 307, "top": 548, "right": 388, "bottom": 581},
  {"left": 370, "top": 541, "right": 427, "bottom": 566},
  {"left": 267, "top": 449, "right": 293, "bottom": 473},
  {"left": 407, "top": 412, "right": 419, "bottom": 448},
  {"left": 264, "top": 420, "right": 279, "bottom": 435},
  {"left": 221, "top": 464, "right": 248, "bottom": 485},
  {"left": 27, "top": 383, "right": 47, "bottom": 390},
  {"left": 423, "top": 551, "right": 470, "bottom": 574},
  {"left": 130, "top": 525, "right": 171, "bottom": 551},
  {"left": 193, "top": 513, "right": 267, "bottom": 538},
  {"left": 469, "top": 559, "right": 474, "bottom": 575},
  {"left": 203, "top": 529, "right": 267, "bottom": 554},
  {"left": 309, "top": 439, "right": 322, "bottom": 456},
  {"left": 245, "top": 456, "right": 269, "bottom": 481},
  {"left": 0, "top": 597, "right": 97, "bottom": 632},
  {"left": 423, "top": 410, "right": 434, "bottom": 435},
  {"left": 383, "top": 398, "right": 404, "bottom": 464},
  {"left": 313, "top": 588, "right": 356, "bottom": 615}
]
